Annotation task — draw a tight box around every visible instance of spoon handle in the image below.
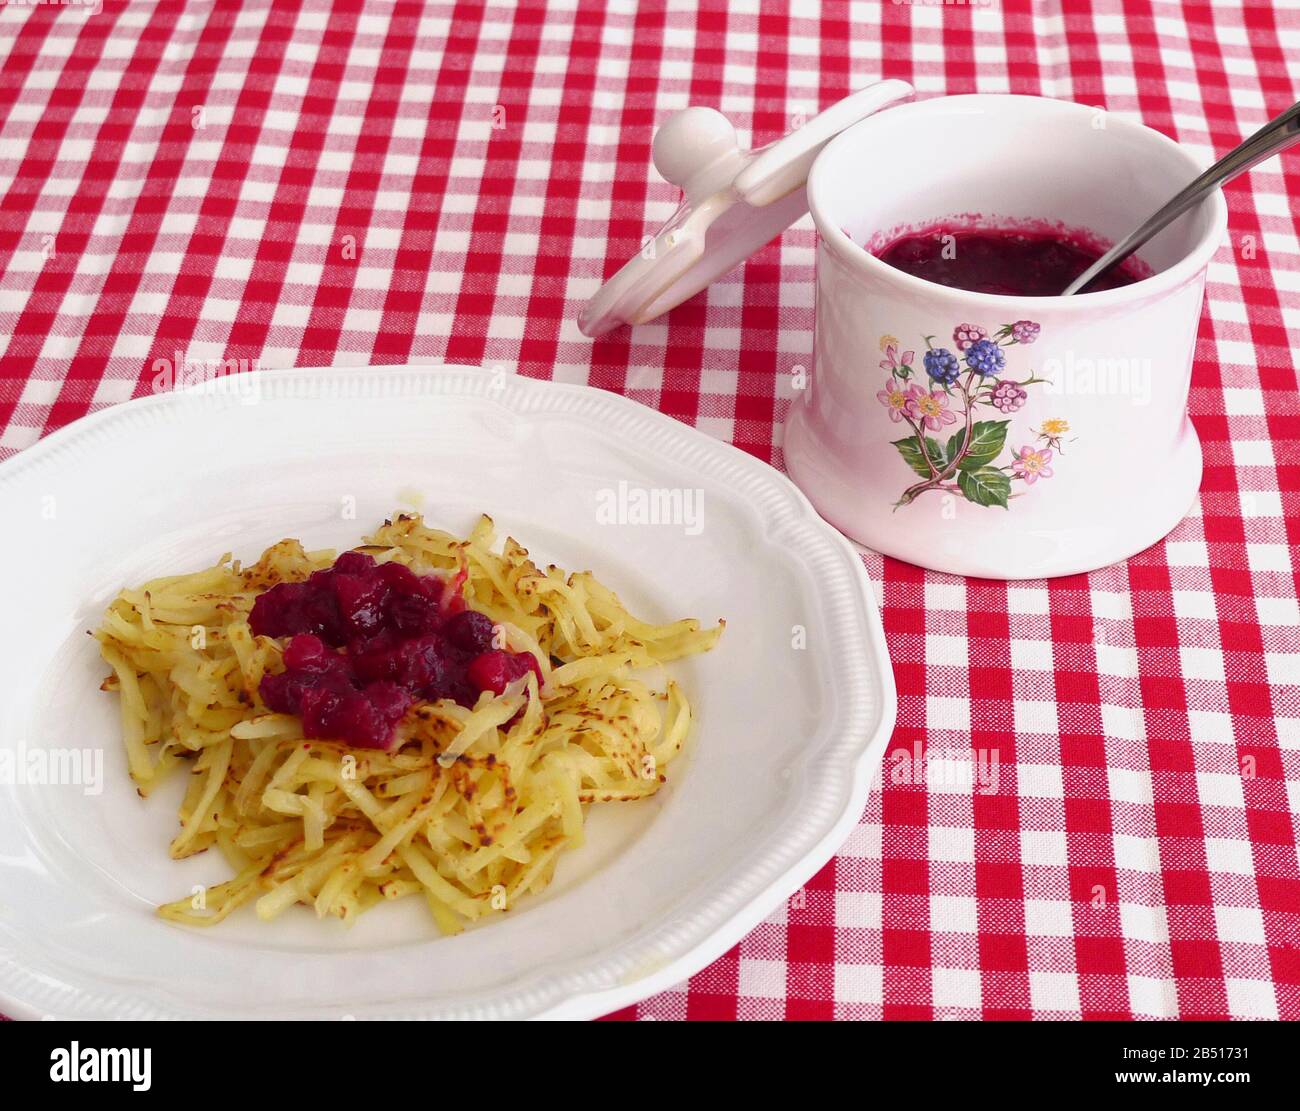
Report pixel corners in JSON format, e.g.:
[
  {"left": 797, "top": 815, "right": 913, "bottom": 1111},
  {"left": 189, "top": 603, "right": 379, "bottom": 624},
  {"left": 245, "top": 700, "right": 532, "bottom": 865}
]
[{"left": 1062, "top": 99, "right": 1300, "bottom": 295}]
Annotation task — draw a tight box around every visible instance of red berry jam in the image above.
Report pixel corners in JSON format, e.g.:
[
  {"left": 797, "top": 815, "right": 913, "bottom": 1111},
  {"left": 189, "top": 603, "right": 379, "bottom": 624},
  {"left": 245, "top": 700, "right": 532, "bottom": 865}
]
[
  {"left": 250, "top": 551, "right": 542, "bottom": 750},
  {"left": 876, "top": 226, "right": 1143, "bottom": 296}
]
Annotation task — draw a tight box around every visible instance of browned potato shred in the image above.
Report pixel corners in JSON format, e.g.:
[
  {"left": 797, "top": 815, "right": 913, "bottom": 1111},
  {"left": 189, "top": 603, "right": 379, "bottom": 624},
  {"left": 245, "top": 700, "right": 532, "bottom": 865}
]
[{"left": 96, "top": 513, "right": 723, "bottom": 932}]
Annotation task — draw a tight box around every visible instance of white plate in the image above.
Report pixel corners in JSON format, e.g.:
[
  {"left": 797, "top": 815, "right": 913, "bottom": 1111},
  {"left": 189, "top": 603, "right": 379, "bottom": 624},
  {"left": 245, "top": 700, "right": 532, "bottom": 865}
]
[{"left": 0, "top": 366, "right": 895, "bottom": 1020}]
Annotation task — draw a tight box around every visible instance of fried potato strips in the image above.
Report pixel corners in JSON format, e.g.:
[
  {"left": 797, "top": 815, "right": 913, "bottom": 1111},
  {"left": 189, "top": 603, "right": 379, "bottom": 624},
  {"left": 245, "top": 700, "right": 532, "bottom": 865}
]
[{"left": 96, "top": 513, "right": 722, "bottom": 932}]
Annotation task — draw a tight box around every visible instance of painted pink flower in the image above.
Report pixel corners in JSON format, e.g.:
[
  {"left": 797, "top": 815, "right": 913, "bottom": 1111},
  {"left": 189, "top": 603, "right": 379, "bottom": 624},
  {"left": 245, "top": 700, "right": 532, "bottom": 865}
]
[
  {"left": 952, "top": 323, "right": 987, "bottom": 351},
  {"left": 906, "top": 384, "right": 958, "bottom": 431},
  {"left": 1011, "top": 445, "right": 1053, "bottom": 484},
  {"left": 877, "top": 378, "right": 915, "bottom": 422},
  {"left": 879, "top": 343, "right": 916, "bottom": 374}
]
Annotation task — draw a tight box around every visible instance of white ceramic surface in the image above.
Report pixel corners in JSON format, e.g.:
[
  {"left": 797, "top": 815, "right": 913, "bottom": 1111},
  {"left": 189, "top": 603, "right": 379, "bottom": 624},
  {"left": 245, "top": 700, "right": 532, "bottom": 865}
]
[
  {"left": 0, "top": 366, "right": 895, "bottom": 1020},
  {"left": 578, "top": 81, "right": 913, "bottom": 337},
  {"left": 786, "top": 94, "right": 1228, "bottom": 579}
]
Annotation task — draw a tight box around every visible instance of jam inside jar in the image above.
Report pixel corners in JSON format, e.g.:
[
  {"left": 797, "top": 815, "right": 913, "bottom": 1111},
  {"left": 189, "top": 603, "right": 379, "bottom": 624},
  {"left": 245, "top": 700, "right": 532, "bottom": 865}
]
[{"left": 874, "top": 224, "right": 1145, "bottom": 296}]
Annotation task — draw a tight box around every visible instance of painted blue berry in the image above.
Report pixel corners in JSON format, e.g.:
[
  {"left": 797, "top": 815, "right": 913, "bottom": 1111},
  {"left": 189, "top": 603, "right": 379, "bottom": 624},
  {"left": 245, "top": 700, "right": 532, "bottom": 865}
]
[
  {"left": 964, "top": 338, "right": 1005, "bottom": 376},
  {"left": 923, "top": 347, "right": 961, "bottom": 385}
]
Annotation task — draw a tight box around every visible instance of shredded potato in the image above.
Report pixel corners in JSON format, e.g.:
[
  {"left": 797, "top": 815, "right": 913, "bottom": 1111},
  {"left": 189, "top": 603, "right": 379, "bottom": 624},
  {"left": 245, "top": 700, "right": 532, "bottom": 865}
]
[{"left": 96, "top": 513, "right": 723, "bottom": 932}]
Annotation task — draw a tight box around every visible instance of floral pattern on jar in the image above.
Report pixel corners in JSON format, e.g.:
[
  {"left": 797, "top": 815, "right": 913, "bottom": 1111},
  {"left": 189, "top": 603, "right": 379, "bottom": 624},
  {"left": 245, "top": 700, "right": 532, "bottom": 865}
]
[{"left": 875, "top": 320, "right": 1070, "bottom": 509}]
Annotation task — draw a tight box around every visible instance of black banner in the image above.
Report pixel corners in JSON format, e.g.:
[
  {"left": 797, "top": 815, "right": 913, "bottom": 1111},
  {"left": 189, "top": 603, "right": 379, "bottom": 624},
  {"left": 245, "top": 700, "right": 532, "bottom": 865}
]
[{"left": 0, "top": 1016, "right": 1289, "bottom": 1095}]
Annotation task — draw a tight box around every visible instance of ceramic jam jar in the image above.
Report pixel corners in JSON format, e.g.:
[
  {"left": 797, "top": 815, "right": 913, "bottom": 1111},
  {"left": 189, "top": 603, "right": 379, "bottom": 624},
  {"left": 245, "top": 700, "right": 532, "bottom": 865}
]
[{"left": 582, "top": 86, "right": 1227, "bottom": 579}]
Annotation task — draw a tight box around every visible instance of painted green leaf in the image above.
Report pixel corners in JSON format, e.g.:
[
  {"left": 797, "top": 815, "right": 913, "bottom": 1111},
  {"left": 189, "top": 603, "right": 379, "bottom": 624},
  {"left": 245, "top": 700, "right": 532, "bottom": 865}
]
[
  {"left": 948, "top": 420, "right": 1009, "bottom": 472},
  {"left": 940, "top": 434, "right": 959, "bottom": 470},
  {"left": 958, "top": 466, "right": 1012, "bottom": 508},
  {"left": 892, "top": 435, "right": 943, "bottom": 479}
]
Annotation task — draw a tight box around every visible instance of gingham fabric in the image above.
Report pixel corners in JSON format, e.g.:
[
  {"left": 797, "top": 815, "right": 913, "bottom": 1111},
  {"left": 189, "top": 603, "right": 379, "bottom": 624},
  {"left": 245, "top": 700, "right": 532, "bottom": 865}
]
[{"left": 1, "top": 0, "right": 1297, "bottom": 1021}]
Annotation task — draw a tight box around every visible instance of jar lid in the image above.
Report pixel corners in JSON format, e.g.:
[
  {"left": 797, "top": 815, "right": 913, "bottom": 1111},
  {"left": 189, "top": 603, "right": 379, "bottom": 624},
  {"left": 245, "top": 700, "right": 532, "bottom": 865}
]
[{"left": 578, "top": 80, "right": 913, "bottom": 338}]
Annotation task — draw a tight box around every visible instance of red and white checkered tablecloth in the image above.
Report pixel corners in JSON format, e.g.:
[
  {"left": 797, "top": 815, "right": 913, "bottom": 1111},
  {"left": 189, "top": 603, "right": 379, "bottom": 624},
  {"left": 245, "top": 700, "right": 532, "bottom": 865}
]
[{"left": 1, "top": 0, "right": 1297, "bottom": 1021}]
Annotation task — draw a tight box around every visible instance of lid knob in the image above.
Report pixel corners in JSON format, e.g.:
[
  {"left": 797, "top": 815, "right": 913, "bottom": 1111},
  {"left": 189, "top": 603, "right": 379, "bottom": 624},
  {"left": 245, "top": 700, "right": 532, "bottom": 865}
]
[{"left": 652, "top": 107, "right": 742, "bottom": 201}]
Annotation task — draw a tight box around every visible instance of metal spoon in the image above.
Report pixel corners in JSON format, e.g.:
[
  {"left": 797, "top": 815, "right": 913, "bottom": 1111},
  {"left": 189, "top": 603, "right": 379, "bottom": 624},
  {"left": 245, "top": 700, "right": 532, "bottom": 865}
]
[{"left": 1062, "top": 99, "right": 1300, "bottom": 295}]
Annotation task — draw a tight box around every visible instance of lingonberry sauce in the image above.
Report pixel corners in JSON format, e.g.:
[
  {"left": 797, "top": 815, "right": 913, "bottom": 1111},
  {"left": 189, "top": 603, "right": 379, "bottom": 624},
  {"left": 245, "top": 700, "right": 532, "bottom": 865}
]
[
  {"left": 876, "top": 227, "right": 1143, "bottom": 296},
  {"left": 250, "top": 551, "right": 541, "bottom": 750}
]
